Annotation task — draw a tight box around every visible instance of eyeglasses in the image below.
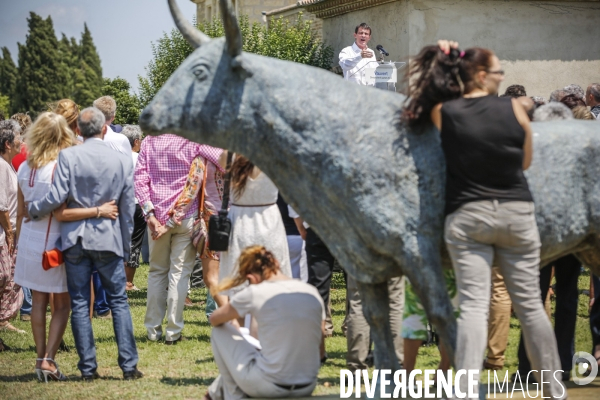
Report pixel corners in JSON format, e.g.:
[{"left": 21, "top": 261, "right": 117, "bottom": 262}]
[{"left": 487, "top": 70, "right": 505, "bottom": 76}]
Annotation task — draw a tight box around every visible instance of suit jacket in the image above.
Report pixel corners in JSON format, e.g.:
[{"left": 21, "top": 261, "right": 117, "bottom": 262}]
[{"left": 29, "top": 138, "right": 135, "bottom": 260}]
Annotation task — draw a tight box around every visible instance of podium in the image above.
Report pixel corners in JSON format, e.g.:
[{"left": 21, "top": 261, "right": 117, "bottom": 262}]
[{"left": 364, "top": 60, "right": 406, "bottom": 91}]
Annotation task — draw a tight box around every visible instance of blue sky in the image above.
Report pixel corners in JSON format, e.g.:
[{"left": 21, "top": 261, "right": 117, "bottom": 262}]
[{"left": 0, "top": 0, "right": 198, "bottom": 93}]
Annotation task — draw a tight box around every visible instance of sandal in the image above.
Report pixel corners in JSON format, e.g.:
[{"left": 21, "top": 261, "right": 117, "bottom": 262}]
[
  {"left": 41, "top": 358, "right": 67, "bottom": 382},
  {"left": 0, "top": 321, "right": 26, "bottom": 334},
  {"left": 35, "top": 358, "right": 43, "bottom": 382}
]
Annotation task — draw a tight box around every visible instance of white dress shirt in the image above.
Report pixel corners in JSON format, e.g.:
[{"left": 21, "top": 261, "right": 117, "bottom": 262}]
[
  {"left": 339, "top": 42, "right": 377, "bottom": 86},
  {"left": 103, "top": 125, "right": 132, "bottom": 156}
]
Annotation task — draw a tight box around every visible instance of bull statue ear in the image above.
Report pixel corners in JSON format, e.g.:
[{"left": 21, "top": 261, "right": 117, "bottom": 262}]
[
  {"left": 219, "top": 0, "right": 243, "bottom": 57},
  {"left": 168, "top": 0, "right": 211, "bottom": 48}
]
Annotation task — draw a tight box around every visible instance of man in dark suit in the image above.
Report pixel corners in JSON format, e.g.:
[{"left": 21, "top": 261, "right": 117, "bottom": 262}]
[{"left": 29, "top": 107, "right": 142, "bottom": 380}]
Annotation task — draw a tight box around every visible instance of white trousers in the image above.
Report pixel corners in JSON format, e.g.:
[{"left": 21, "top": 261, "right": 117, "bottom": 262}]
[
  {"left": 208, "top": 324, "right": 317, "bottom": 400},
  {"left": 287, "top": 235, "right": 308, "bottom": 282},
  {"left": 145, "top": 217, "right": 196, "bottom": 341}
]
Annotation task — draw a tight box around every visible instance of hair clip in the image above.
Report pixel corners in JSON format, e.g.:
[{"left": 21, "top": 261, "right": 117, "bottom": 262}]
[{"left": 459, "top": 51, "right": 465, "bottom": 58}]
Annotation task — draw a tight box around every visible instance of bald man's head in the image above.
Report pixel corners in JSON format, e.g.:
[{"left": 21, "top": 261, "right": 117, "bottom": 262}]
[{"left": 586, "top": 84, "right": 600, "bottom": 107}]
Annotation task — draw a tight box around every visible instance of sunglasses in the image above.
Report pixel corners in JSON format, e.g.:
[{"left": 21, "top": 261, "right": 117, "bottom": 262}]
[{"left": 487, "top": 70, "right": 505, "bottom": 76}]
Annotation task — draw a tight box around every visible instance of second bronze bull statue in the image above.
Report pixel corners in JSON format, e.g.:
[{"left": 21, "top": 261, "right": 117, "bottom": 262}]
[{"left": 140, "top": 0, "right": 600, "bottom": 373}]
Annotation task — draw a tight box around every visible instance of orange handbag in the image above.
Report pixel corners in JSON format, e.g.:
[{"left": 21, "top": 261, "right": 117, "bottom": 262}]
[{"left": 41, "top": 164, "right": 63, "bottom": 270}]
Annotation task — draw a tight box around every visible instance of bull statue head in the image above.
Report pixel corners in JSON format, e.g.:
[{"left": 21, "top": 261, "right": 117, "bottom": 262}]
[{"left": 140, "top": 0, "right": 251, "bottom": 148}]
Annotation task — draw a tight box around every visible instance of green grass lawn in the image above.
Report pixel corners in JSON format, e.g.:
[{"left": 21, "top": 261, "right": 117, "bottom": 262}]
[{"left": 0, "top": 267, "right": 594, "bottom": 399}]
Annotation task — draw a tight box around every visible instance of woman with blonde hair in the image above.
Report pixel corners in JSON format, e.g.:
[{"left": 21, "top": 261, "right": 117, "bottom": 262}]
[
  {"left": 14, "top": 112, "right": 118, "bottom": 382},
  {"left": 53, "top": 99, "right": 79, "bottom": 132},
  {"left": 206, "top": 245, "right": 325, "bottom": 400}
]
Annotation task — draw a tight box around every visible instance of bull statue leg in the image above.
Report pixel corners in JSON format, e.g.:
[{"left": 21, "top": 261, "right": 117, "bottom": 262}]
[
  {"left": 401, "top": 240, "right": 458, "bottom": 366},
  {"left": 357, "top": 280, "right": 401, "bottom": 371}
]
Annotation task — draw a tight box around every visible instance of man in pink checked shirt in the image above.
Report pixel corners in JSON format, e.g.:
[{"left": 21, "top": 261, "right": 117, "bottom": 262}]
[{"left": 134, "top": 134, "right": 223, "bottom": 344}]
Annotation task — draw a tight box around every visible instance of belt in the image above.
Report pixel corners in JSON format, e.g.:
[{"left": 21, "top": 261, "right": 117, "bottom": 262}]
[
  {"left": 274, "top": 382, "right": 313, "bottom": 390},
  {"left": 232, "top": 203, "right": 276, "bottom": 207}
]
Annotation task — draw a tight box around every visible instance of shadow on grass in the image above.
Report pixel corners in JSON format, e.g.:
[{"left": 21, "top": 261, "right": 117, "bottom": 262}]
[
  {"left": 196, "top": 356, "right": 215, "bottom": 364},
  {"left": 160, "top": 376, "right": 215, "bottom": 386},
  {"left": 0, "top": 373, "right": 124, "bottom": 382}
]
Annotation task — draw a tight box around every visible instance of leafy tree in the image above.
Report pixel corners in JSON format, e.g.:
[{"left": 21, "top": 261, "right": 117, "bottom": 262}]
[
  {"left": 14, "top": 13, "right": 68, "bottom": 114},
  {"left": 102, "top": 77, "right": 141, "bottom": 125},
  {"left": 0, "top": 48, "right": 18, "bottom": 114},
  {"left": 0, "top": 94, "right": 10, "bottom": 118},
  {"left": 58, "top": 34, "right": 79, "bottom": 100},
  {"left": 73, "top": 23, "right": 103, "bottom": 107},
  {"left": 138, "top": 13, "right": 333, "bottom": 108}
]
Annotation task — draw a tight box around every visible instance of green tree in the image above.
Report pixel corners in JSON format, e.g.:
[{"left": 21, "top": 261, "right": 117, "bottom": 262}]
[
  {"left": 0, "top": 47, "right": 18, "bottom": 114},
  {"left": 14, "top": 13, "right": 68, "bottom": 114},
  {"left": 73, "top": 23, "right": 103, "bottom": 107},
  {"left": 58, "top": 34, "right": 79, "bottom": 99},
  {"left": 101, "top": 77, "right": 141, "bottom": 125},
  {"left": 0, "top": 94, "right": 10, "bottom": 118},
  {"left": 138, "top": 13, "right": 333, "bottom": 108}
]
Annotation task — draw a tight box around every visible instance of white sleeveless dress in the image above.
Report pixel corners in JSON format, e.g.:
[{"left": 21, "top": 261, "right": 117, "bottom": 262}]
[
  {"left": 14, "top": 161, "right": 68, "bottom": 293},
  {"left": 219, "top": 172, "right": 292, "bottom": 293}
]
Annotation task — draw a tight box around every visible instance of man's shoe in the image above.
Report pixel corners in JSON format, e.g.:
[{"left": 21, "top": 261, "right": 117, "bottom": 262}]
[
  {"left": 93, "top": 310, "right": 112, "bottom": 319},
  {"left": 123, "top": 368, "right": 144, "bottom": 380},
  {"left": 165, "top": 336, "right": 187, "bottom": 345},
  {"left": 81, "top": 371, "right": 100, "bottom": 382},
  {"left": 483, "top": 360, "right": 503, "bottom": 370},
  {"left": 20, "top": 314, "right": 31, "bottom": 322}
]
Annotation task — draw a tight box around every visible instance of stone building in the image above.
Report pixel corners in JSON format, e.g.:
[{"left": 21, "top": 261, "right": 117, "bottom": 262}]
[
  {"left": 190, "top": 0, "right": 298, "bottom": 23},
  {"left": 268, "top": 0, "right": 600, "bottom": 98}
]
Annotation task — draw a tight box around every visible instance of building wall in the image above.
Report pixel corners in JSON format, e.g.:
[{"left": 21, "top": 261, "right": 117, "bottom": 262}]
[
  {"left": 192, "top": 0, "right": 298, "bottom": 23},
  {"left": 406, "top": 0, "right": 600, "bottom": 97},
  {"left": 311, "top": 0, "right": 600, "bottom": 97}
]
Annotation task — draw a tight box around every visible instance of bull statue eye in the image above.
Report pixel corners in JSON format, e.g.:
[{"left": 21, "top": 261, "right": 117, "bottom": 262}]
[{"left": 192, "top": 64, "right": 210, "bottom": 82}]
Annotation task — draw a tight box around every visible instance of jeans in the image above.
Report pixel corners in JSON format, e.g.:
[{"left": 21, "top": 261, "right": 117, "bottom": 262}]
[
  {"left": 64, "top": 242, "right": 138, "bottom": 376},
  {"left": 445, "top": 200, "right": 565, "bottom": 399},
  {"left": 92, "top": 268, "right": 110, "bottom": 315},
  {"left": 20, "top": 287, "right": 32, "bottom": 316},
  {"left": 517, "top": 255, "right": 581, "bottom": 374}
]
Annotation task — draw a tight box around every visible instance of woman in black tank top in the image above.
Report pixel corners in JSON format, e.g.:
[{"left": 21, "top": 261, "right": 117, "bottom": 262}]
[{"left": 403, "top": 42, "right": 565, "bottom": 399}]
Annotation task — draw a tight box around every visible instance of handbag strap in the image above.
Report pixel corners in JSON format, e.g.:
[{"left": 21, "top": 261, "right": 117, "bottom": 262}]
[
  {"left": 43, "top": 164, "right": 58, "bottom": 250},
  {"left": 197, "top": 158, "right": 208, "bottom": 217},
  {"left": 220, "top": 152, "right": 234, "bottom": 213}
]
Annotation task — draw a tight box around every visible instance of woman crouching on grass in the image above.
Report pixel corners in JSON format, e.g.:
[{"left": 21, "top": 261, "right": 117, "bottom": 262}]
[{"left": 205, "top": 245, "right": 325, "bottom": 400}]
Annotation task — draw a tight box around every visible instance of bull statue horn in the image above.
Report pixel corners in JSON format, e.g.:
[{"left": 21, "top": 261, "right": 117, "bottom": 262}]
[
  {"left": 168, "top": 0, "right": 211, "bottom": 49},
  {"left": 219, "top": 0, "right": 243, "bottom": 57}
]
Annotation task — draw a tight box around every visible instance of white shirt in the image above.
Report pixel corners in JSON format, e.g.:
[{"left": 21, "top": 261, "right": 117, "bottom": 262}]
[
  {"left": 230, "top": 279, "right": 325, "bottom": 385},
  {"left": 103, "top": 125, "right": 132, "bottom": 156},
  {"left": 288, "top": 205, "right": 309, "bottom": 229},
  {"left": 339, "top": 42, "right": 377, "bottom": 86}
]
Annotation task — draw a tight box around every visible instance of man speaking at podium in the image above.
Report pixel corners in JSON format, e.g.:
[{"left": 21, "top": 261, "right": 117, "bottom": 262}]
[{"left": 339, "top": 23, "right": 377, "bottom": 86}]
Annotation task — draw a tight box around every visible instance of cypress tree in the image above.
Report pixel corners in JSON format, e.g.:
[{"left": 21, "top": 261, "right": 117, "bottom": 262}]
[
  {"left": 0, "top": 47, "right": 18, "bottom": 114},
  {"left": 14, "top": 13, "right": 68, "bottom": 114},
  {"left": 73, "top": 23, "right": 103, "bottom": 107},
  {"left": 58, "top": 34, "right": 79, "bottom": 100}
]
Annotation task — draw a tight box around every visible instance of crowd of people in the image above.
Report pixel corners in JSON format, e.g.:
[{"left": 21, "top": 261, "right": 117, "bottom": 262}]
[{"left": 0, "top": 21, "right": 599, "bottom": 400}]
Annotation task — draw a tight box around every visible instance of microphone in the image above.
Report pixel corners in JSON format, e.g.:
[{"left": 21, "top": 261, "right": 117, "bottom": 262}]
[{"left": 376, "top": 44, "right": 390, "bottom": 57}]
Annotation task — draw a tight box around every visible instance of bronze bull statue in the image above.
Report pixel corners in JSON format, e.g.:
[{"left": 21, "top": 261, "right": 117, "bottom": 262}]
[{"left": 140, "top": 0, "right": 600, "bottom": 373}]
